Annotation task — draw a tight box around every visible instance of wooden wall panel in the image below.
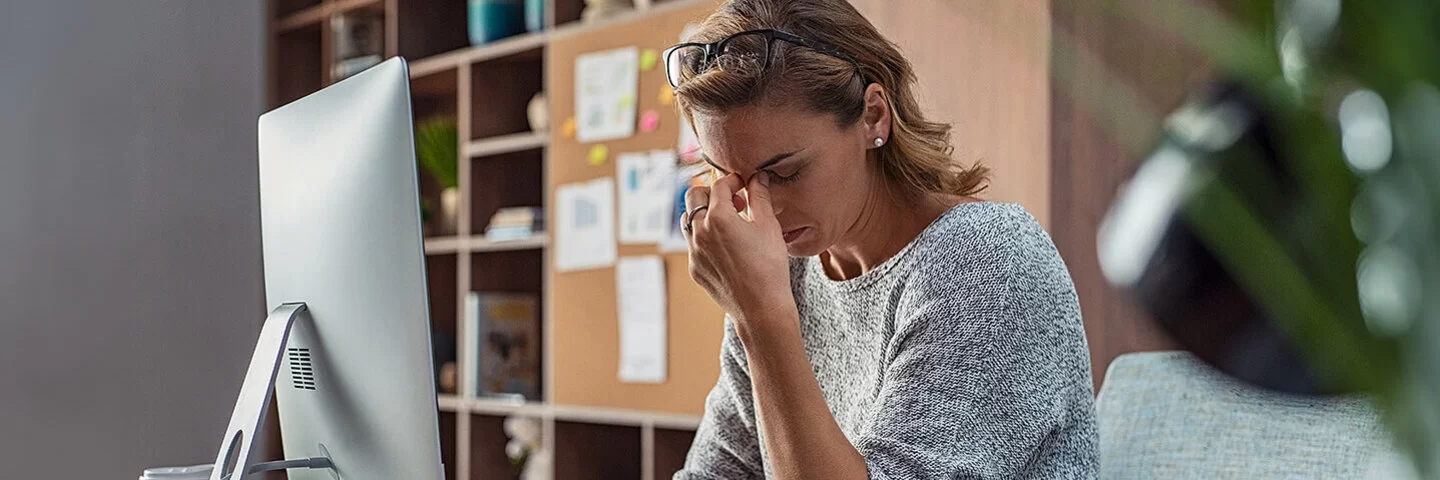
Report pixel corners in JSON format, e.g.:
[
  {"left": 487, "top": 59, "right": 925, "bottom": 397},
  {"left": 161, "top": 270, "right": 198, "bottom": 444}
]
[
  {"left": 849, "top": 0, "right": 1052, "bottom": 227},
  {"left": 1049, "top": 0, "right": 1223, "bottom": 386}
]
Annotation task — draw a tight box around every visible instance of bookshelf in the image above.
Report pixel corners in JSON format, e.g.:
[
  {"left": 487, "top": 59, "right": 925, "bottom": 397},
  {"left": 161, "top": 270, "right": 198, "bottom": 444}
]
[{"left": 264, "top": 1, "right": 716, "bottom": 478}]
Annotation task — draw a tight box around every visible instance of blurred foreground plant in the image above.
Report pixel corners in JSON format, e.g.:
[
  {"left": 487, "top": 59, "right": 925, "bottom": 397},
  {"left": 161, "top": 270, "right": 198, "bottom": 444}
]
[{"left": 1049, "top": 0, "right": 1440, "bottom": 475}]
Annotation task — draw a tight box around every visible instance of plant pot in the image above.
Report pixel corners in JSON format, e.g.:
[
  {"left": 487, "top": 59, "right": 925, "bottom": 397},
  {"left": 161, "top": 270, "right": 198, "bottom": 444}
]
[
  {"left": 527, "top": 93, "right": 548, "bottom": 133},
  {"left": 440, "top": 187, "right": 461, "bottom": 235}
]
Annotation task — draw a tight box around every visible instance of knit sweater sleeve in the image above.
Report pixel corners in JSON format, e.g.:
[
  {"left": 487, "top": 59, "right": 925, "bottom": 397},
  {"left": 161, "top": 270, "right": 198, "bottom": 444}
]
[{"left": 674, "top": 317, "right": 765, "bottom": 479}]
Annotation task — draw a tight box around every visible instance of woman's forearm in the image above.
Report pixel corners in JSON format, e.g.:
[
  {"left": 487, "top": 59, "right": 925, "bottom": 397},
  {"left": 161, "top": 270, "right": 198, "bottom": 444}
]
[{"left": 736, "top": 310, "right": 870, "bottom": 480}]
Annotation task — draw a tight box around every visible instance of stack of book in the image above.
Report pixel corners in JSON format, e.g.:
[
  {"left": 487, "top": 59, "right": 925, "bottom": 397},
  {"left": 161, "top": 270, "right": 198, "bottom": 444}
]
[{"left": 485, "top": 206, "right": 543, "bottom": 241}]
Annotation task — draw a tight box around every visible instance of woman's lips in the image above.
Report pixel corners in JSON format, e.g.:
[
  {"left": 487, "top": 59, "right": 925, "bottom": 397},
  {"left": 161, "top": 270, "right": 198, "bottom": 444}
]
[{"left": 782, "top": 227, "right": 808, "bottom": 243}]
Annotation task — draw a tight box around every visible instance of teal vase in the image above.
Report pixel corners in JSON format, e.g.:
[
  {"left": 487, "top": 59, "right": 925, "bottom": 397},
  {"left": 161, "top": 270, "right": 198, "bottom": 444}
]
[
  {"left": 468, "top": 0, "right": 525, "bottom": 45},
  {"left": 525, "top": 0, "right": 545, "bottom": 33}
]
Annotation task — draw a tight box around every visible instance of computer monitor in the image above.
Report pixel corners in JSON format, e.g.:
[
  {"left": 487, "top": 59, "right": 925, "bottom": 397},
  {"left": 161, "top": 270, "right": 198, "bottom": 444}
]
[{"left": 207, "top": 57, "right": 444, "bottom": 480}]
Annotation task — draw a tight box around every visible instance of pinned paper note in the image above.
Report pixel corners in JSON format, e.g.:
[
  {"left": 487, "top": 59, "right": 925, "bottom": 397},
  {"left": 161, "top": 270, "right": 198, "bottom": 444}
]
[
  {"left": 659, "top": 163, "right": 711, "bottom": 252},
  {"left": 617, "top": 255, "right": 667, "bottom": 383},
  {"left": 639, "top": 49, "right": 660, "bottom": 71},
  {"left": 639, "top": 110, "right": 661, "bottom": 133},
  {"left": 556, "top": 178, "right": 617, "bottom": 272},
  {"left": 588, "top": 144, "right": 610, "bottom": 166},
  {"left": 658, "top": 85, "right": 675, "bottom": 106},
  {"left": 576, "top": 47, "right": 640, "bottom": 143},
  {"left": 618, "top": 150, "right": 677, "bottom": 244},
  {"left": 561, "top": 117, "right": 577, "bottom": 139}
]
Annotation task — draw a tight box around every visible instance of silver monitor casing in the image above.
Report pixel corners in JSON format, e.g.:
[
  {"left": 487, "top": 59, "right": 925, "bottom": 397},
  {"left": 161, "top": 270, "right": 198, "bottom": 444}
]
[{"left": 209, "top": 57, "right": 444, "bottom": 480}]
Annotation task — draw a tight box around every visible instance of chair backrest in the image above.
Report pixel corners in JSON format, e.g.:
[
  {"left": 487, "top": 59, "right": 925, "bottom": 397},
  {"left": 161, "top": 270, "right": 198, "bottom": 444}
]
[{"left": 1096, "top": 351, "right": 1394, "bottom": 479}]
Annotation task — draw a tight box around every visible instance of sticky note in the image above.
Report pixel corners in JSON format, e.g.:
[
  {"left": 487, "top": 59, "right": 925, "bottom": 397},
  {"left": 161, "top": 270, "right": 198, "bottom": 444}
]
[
  {"left": 658, "top": 85, "right": 675, "bottom": 106},
  {"left": 639, "top": 49, "right": 660, "bottom": 71},
  {"left": 588, "top": 144, "right": 610, "bottom": 166},
  {"left": 562, "top": 117, "right": 577, "bottom": 139},
  {"left": 639, "top": 110, "right": 661, "bottom": 133}
]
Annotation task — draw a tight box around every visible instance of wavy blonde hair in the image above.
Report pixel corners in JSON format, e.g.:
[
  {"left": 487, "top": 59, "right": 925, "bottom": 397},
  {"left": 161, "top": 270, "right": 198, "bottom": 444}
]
[{"left": 674, "top": 0, "right": 988, "bottom": 197}]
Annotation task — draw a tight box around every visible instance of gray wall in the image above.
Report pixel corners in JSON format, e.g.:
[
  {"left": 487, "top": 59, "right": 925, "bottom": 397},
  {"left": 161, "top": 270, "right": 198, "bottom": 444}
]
[{"left": 0, "top": 1, "right": 264, "bottom": 476}]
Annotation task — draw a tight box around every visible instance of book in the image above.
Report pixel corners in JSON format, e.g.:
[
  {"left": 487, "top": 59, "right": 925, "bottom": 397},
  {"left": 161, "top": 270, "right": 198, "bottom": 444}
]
[
  {"left": 464, "top": 292, "right": 540, "bottom": 400},
  {"left": 488, "top": 206, "right": 543, "bottom": 227}
]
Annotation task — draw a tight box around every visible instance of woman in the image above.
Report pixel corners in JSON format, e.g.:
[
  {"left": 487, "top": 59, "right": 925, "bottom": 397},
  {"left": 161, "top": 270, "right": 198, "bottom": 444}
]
[{"left": 668, "top": 0, "right": 1096, "bottom": 478}]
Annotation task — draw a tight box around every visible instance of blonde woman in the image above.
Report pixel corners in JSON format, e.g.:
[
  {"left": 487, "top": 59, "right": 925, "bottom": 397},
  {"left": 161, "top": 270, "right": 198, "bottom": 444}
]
[{"left": 668, "top": 0, "right": 1096, "bottom": 478}]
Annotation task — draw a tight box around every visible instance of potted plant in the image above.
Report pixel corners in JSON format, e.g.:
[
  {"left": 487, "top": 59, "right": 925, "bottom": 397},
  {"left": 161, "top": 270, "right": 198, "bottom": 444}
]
[{"left": 415, "top": 117, "right": 460, "bottom": 236}]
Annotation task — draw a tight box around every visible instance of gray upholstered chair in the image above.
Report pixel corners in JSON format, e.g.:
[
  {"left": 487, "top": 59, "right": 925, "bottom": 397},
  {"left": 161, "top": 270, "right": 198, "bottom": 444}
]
[{"left": 1095, "top": 351, "right": 1405, "bottom": 479}]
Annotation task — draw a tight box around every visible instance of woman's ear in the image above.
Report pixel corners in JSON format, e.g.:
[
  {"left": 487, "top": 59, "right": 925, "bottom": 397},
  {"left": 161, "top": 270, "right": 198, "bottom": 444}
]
[{"left": 861, "top": 83, "right": 891, "bottom": 147}]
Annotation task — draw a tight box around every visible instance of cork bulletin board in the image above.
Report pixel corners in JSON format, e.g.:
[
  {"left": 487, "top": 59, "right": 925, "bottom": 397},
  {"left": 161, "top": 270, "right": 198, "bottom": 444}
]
[{"left": 546, "top": 0, "right": 724, "bottom": 416}]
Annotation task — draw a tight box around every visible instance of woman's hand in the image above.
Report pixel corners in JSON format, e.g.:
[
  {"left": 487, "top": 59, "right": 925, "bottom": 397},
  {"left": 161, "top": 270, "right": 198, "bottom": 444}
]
[
  {"left": 683, "top": 173, "right": 795, "bottom": 333},
  {"left": 686, "top": 174, "right": 869, "bottom": 480}
]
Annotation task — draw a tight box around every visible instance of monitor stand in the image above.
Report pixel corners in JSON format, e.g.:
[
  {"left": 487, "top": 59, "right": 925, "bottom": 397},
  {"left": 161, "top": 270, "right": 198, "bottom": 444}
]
[{"left": 209, "top": 303, "right": 340, "bottom": 480}]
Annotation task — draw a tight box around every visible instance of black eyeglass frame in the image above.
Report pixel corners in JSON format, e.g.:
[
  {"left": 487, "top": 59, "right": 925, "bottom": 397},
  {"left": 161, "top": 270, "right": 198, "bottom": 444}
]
[{"left": 663, "top": 29, "right": 866, "bottom": 89}]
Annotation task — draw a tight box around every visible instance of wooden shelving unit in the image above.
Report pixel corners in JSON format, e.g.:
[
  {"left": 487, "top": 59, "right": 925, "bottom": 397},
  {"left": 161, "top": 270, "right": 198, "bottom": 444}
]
[{"left": 264, "top": 1, "right": 715, "bottom": 478}]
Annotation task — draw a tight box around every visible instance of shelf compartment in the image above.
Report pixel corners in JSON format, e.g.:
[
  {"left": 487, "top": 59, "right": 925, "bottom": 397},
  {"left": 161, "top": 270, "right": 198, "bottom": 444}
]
[
  {"left": 397, "top": 0, "right": 471, "bottom": 61},
  {"left": 470, "top": 413, "right": 520, "bottom": 480},
  {"left": 468, "top": 51, "right": 544, "bottom": 140},
  {"left": 654, "top": 427, "right": 697, "bottom": 479},
  {"left": 441, "top": 412, "right": 459, "bottom": 480},
  {"left": 411, "top": 68, "right": 459, "bottom": 118},
  {"left": 469, "top": 250, "right": 544, "bottom": 294},
  {"left": 552, "top": 0, "right": 587, "bottom": 29},
  {"left": 555, "top": 421, "right": 642, "bottom": 480},
  {"left": 273, "top": 23, "right": 323, "bottom": 107},
  {"left": 469, "top": 149, "right": 544, "bottom": 237},
  {"left": 427, "top": 253, "right": 460, "bottom": 342}
]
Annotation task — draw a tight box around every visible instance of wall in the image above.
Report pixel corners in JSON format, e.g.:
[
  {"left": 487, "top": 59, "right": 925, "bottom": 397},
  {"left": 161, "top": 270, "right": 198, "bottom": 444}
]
[
  {"left": 0, "top": 0, "right": 264, "bottom": 476},
  {"left": 1050, "top": 0, "right": 1206, "bottom": 384},
  {"left": 850, "top": 0, "right": 1052, "bottom": 226}
]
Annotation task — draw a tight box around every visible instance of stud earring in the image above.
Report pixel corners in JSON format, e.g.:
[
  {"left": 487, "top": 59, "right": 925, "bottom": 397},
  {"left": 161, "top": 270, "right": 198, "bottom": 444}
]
[{"left": 874, "top": 138, "right": 884, "bottom": 147}]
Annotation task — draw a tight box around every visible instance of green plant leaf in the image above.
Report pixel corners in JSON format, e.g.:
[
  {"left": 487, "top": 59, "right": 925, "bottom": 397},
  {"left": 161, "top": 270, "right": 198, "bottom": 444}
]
[{"left": 415, "top": 117, "right": 459, "bottom": 189}]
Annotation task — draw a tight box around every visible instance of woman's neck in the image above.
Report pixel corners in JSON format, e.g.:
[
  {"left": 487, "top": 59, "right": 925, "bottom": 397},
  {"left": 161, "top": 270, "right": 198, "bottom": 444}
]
[{"left": 820, "top": 182, "right": 962, "bottom": 281}]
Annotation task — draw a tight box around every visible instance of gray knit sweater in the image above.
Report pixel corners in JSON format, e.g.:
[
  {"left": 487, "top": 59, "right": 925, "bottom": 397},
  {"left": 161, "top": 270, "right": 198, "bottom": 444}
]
[{"left": 675, "top": 202, "right": 1097, "bottom": 479}]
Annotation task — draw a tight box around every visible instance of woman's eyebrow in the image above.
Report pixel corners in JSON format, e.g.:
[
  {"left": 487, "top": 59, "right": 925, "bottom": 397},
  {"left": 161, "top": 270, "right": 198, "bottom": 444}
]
[
  {"left": 755, "top": 149, "right": 803, "bottom": 171},
  {"left": 701, "top": 149, "right": 804, "bottom": 175}
]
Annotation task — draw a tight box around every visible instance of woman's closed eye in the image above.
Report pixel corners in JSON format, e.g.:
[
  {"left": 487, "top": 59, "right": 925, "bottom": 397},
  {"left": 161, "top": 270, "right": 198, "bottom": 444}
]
[{"left": 767, "top": 168, "right": 802, "bottom": 185}]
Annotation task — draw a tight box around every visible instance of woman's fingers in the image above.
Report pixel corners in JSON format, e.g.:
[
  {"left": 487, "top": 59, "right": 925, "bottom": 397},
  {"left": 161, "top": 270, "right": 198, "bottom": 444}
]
[
  {"left": 709, "top": 174, "right": 743, "bottom": 215},
  {"left": 684, "top": 185, "right": 711, "bottom": 215},
  {"left": 745, "top": 173, "right": 776, "bottom": 227},
  {"left": 683, "top": 185, "right": 711, "bottom": 230},
  {"left": 732, "top": 191, "right": 750, "bottom": 221}
]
